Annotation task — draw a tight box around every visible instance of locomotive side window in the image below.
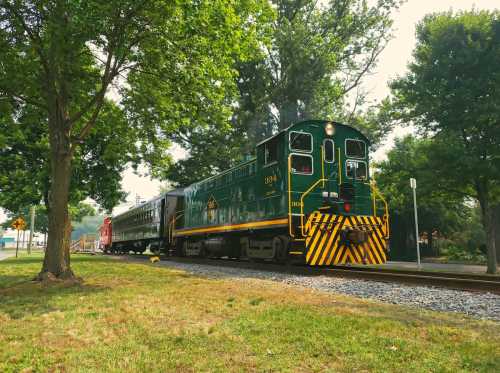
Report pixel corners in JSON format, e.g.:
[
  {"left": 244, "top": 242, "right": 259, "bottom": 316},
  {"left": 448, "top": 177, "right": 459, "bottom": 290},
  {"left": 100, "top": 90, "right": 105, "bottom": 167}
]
[
  {"left": 264, "top": 137, "right": 278, "bottom": 165},
  {"left": 346, "top": 160, "right": 367, "bottom": 180},
  {"left": 289, "top": 131, "right": 312, "bottom": 153},
  {"left": 323, "top": 139, "right": 334, "bottom": 163},
  {"left": 291, "top": 154, "right": 313, "bottom": 175},
  {"left": 345, "top": 139, "right": 366, "bottom": 158}
]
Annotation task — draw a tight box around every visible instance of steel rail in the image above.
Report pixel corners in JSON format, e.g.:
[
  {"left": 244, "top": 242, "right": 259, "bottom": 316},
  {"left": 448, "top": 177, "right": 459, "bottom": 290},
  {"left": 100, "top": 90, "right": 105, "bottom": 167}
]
[{"left": 117, "top": 254, "right": 500, "bottom": 295}]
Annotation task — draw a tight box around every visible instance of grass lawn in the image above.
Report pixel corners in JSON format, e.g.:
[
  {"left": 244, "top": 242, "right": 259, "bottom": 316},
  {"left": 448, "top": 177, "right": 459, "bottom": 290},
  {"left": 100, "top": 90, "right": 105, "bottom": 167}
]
[{"left": 0, "top": 255, "right": 499, "bottom": 372}]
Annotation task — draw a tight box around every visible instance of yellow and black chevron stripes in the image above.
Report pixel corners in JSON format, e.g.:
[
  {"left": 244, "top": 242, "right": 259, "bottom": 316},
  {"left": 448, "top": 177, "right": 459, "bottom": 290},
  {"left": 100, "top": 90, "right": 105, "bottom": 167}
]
[{"left": 304, "top": 211, "right": 388, "bottom": 266}]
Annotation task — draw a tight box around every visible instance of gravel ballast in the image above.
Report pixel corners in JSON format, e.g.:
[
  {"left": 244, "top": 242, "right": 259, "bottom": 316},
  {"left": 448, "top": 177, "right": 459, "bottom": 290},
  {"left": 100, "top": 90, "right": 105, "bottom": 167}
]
[{"left": 147, "top": 259, "right": 500, "bottom": 321}]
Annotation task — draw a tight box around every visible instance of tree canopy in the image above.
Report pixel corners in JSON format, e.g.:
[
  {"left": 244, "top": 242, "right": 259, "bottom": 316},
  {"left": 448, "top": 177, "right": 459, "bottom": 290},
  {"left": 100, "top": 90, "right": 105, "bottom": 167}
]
[
  {"left": 0, "top": 0, "right": 269, "bottom": 279},
  {"left": 0, "top": 100, "right": 135, "bottom": 213},
  {"left": 375, "top": 136, "right": 472, "bottom": 259},
  {"left": 389, "top": 10, "right": 500, "bottom": 273},
  {"left": 163, "top": 0, "right": 400, "bottom": 187}
]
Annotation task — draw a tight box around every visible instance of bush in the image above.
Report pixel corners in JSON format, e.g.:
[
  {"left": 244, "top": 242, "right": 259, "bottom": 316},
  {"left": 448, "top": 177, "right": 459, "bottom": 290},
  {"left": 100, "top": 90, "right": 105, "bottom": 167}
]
[{"left": 442, "top": 244, "right": 486, "bottom": 264}]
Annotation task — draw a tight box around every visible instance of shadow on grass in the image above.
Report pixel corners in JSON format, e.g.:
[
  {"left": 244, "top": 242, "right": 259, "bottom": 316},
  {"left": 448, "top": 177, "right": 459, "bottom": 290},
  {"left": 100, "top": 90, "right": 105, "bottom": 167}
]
[
  {"left": 0, "top": 255, "right": 112, "bottom": 319},
  {"left": 0, "top": 254, "right": 115, "bottom": 266},
  {"left": 0, "top": 279, "right": 109, "bottom": 319}
]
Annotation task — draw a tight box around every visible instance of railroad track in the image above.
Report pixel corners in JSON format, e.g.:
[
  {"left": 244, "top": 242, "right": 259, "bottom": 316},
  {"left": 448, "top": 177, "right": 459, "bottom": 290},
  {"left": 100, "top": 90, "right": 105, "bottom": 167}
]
[{"left": 117, "top": 253, "right": 500, "bottom": 295}]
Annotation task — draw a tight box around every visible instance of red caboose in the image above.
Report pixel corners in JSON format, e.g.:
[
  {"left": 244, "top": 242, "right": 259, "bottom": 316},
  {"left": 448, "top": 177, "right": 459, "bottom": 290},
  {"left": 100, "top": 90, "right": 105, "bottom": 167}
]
[{"left": 99, "top": 217, "right": 112, "bottom": 253}]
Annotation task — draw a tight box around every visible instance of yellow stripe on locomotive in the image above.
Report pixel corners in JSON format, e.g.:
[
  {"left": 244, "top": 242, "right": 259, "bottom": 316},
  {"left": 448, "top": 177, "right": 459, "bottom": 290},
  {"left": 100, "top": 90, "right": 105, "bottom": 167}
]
[{"left": 303, "top": 212, "right": 388, "bottom": 265}]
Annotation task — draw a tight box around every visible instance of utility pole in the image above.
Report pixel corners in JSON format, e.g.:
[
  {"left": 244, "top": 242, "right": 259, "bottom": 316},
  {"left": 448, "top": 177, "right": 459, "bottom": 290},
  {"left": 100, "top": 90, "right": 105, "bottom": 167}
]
[
  {"left": 28, "top": 205, "right": 36, "bottom": 255},
  {"left": 16, "top": 229, "right": 20, "bottom": 258},
  {"left": 410, "top": 178, "right": 421, "bottom": 269}
]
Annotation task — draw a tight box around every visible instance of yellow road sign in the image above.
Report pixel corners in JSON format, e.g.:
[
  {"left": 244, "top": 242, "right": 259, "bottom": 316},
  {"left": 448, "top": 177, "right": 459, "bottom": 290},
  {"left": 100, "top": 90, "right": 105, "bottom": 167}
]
[{"left": 11, "top": 217, "right": 26, "bottom": 231}]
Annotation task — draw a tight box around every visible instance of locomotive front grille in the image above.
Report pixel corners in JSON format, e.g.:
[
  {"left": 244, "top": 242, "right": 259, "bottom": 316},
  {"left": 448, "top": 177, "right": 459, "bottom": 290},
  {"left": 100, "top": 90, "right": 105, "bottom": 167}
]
[{"left": 303, "top": 211, "right": 388, "bottom": 266}]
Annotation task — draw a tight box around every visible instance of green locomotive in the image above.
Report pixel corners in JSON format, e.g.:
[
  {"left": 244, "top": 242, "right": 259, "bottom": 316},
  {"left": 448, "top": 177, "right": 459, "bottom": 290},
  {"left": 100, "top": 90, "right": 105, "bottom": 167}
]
[{"left": 109, "top": 119, "right": 389, "bottom": 265}]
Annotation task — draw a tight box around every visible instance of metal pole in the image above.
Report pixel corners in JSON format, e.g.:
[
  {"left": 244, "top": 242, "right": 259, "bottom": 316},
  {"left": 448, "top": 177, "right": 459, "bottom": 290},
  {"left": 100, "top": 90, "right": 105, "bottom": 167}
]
[
  {"left": 410, "top": 178, "right": 421, "bottom": 269},
  {"left": 16, "top": 229, "right": 20, "bottom": 258},
  {"left": 28, "top": 205, "right": 35, "bottom": 255}
]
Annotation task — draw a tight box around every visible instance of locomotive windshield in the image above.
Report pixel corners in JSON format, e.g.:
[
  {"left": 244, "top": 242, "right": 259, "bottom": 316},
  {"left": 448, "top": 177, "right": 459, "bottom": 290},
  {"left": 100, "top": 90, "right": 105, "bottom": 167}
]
[
  {"left": 290, "top": 131, "right": 312, "bottom": 152},
  {"left": 291, "top": 154, "right": 313, "bottom": 174},
  {"left": 346, "top": 160, "right": 367, "bottom": 180},
  {"left": 346, "top": 139, "right": 366, "bottom": 158}
]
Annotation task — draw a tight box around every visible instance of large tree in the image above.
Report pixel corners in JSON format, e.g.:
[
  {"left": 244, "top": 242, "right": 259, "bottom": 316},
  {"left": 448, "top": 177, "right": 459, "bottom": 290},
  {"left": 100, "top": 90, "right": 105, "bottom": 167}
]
[
  {"left": 0, "top": 100, "right": 134, "bottom": 213},
  {"left": 390, "top": 10, "right": 500, "bottom": 273},
  {"left": 375, "top": 136, "right": 470, "bottom": 259},
  {"left": 0, "top": 0, "right": 265, "bottom": 280},
  {"left": 164, "top": 0, "right": 400, "bottom": 186}
]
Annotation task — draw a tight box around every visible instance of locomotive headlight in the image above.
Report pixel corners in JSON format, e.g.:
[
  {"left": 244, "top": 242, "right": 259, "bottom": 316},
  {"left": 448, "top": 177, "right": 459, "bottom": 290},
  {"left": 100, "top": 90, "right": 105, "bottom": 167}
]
[{"left": 325, "top": 122, "right": 335, "bottom": 136}]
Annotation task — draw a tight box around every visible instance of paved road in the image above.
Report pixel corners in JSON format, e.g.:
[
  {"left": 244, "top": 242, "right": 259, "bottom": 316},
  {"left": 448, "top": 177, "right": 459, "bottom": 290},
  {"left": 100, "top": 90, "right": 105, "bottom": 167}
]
[
  {"left": 384, "top": 261, "right": 487, "bottom": 274},
  {"left": 0, "top": 250, "right": 15, "bottom": 261}
]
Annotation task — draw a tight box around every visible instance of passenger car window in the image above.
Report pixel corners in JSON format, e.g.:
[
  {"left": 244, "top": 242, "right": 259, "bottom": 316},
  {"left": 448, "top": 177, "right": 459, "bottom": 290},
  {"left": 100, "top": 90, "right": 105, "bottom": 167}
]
[
  {"left": 289, "top": 132, "right": 312, "bottom": 152},
  {"left": 346, "top": 160, "right": 367, "bottom": 180},
  {"left": 291, "top": 154, "right": 313, "bottom": 175},
  {"left": 264, "top": 137, "right": 278, "bottom": 165},
  {"left": 345, "top": 139, "right": 366, "bottom": 158},
  {"left": 323, "top": 139, "right": 334, "bottom": 163}
]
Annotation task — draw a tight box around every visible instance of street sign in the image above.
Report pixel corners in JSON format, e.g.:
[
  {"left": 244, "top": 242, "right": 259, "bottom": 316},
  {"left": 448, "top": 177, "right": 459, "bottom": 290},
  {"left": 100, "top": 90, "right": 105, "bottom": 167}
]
[
  {"left": 410, "top": 178, "right": 416, "bottom": 189},
  {"left": 11, "top": 217, "right": 26, "bottom": 231},
  {"left": 12, "top": 217, "right": 26, "bottom": 258}
]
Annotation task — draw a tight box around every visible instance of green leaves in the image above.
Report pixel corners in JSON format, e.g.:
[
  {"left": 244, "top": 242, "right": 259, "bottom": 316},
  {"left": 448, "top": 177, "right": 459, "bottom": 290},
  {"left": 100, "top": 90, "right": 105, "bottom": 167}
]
[
  {"left": 164, "top": 0, "right": 400, "bottom": 186},
  {"left": 388, "top": 9, "right": 500, "bottom": 271},
  {"left": 390, "top": 10, "right": 500, "bottom": 202},
  {"left": 0, "top": 0, "right": 269, "bottom": 207}
]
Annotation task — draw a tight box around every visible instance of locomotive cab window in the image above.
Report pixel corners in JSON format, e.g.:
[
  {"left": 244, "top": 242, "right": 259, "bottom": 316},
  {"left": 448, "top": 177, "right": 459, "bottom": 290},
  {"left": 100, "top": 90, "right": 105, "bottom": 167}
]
[
  {"left": 323, "top": 139, "right": 334, "bottom": 163},
  {"left": 291, "top": 154, "right": 313, "bottom": 175},
  {"left": 346, "top": 160, "right": 367, "bottom": 180},
  {"left": 345, "top": 139, "right": 366, "bottom": 158},
  {"left": 264, "top": 137, "right": 278, "bottom": 165},
  {"left": 289, "top": 131, "right": 312, "bottom": 152}
]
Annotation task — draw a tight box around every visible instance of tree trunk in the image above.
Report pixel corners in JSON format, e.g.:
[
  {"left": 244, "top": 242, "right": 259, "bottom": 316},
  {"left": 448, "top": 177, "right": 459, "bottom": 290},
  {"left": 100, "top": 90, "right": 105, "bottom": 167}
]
[
  {"left": 279, "top": 100, "right": 298, "bottom": 130},
  {"left": 479, "top": 199, "right": 497, "bottom": 274},
  {"left": 37, "top": 116, "right": 75, "bottom": 280}
]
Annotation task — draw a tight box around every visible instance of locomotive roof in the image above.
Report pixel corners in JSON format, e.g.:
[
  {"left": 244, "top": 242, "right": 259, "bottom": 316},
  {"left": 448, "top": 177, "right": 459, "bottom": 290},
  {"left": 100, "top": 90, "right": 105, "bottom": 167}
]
[
  {"left": 255, "top": 119, "right": 370, "bottom": 147},
  {"left": 112, "top": 188, "right": 185, "bottom": 219},
  {"left": 165, "top": 188, "right": 185, "bottom": 197}
]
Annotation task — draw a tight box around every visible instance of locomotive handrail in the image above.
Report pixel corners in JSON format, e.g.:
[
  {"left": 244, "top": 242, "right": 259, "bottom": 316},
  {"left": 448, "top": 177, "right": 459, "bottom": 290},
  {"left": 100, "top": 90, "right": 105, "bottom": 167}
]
[
  {"left": 287, "top": 155, "right": 295, "bottom": 238},
  {"left": 289, "top": 146, "right": 326, "bottom": 239},
  {"left": 321, "top": 146, "right": 325, "bottom": 188},
  {"left": 168, "top": 210, "right": 185, "bottom": 243},
  {"left": 370, "top": 181, "right": 390, "bottom": 238},
  {"left": 300, "top": 178, "right": 328, "bottom": 237},
  {"left": 338, "top": 147, "right": 342, "bottom": 184}
]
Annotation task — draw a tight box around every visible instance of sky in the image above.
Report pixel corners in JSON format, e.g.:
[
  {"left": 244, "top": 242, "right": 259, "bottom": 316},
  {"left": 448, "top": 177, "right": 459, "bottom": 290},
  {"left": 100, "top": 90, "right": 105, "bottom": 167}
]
[{"left": 1, "top": 0, "right": 498, "bottom": 223}]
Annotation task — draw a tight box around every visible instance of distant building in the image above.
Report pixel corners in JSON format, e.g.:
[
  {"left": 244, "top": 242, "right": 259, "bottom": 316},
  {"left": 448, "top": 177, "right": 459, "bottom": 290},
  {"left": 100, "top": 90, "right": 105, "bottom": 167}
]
[
  {"left": 0, "top": 237, "right": 15, "bottom": 249},
  {"left": 0, "top": 229, "right": 45, "bottom": 249}
]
